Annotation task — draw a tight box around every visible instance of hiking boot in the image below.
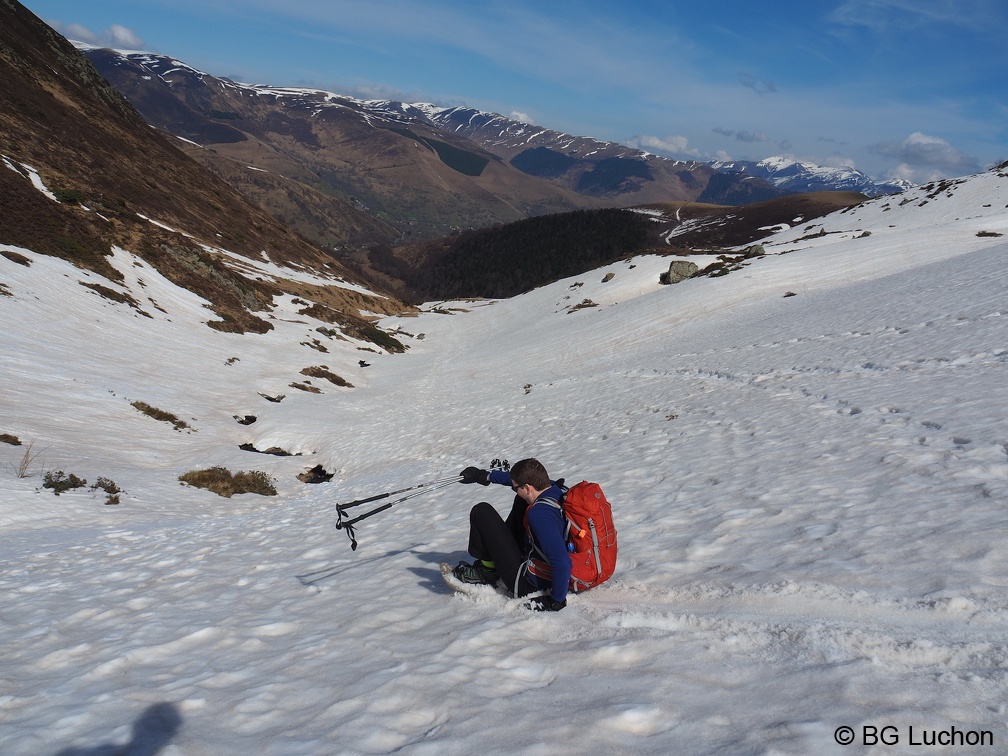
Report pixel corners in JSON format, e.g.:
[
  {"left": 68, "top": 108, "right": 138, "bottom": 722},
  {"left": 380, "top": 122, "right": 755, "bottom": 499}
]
[{"left": 452, "top": 560, "right": 497, "bottom": 585}]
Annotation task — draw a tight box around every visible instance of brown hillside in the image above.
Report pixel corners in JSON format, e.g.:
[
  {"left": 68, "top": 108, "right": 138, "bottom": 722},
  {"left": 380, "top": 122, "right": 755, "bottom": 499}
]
[
  {"left": 83, "top": 48, "right": 607, "bottom": 248},
  {"left": 0, "top": 0, "right": 406, "bottom": 331}
]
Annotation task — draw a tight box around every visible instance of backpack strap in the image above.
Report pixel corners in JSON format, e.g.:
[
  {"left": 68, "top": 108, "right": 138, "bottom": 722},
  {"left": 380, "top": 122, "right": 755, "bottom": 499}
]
[
  {"left": 531, "top": 482, "right": 572, "bottom": 541},
  {"left": 521, "top": 481, "right": 571, "bottom": 584},
  {"left": 512, "top": 559, "right": 531, "bottom": 598}
]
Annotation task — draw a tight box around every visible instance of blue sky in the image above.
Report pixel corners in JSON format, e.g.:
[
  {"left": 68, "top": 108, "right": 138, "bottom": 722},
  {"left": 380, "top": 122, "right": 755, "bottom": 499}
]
[{"left": 22, "top": 0, "right": 1008, "bottom": 183}]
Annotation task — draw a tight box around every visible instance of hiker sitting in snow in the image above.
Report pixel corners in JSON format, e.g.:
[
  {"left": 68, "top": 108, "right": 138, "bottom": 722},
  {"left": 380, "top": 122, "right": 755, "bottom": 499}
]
[{"left": 454, "top": 457, "right": 570, "bottom": 612}]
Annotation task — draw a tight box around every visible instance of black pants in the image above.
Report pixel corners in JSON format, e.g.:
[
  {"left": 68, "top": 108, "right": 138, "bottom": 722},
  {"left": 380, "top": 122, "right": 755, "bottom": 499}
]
[{"left": 467, "top": 497, "right": 536, "bottom": 597}]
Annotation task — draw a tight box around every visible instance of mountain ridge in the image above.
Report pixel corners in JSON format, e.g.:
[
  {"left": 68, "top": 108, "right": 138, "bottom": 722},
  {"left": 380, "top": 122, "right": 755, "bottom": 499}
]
[
  {"left": 77, "top": 44, "right": 905, "bottom": 251},
  {"left": 375, "top": 104, "right": 909, "bottom": 199},
  {"left": 79, "top": 45, "right": 608, "bottom": 248}
]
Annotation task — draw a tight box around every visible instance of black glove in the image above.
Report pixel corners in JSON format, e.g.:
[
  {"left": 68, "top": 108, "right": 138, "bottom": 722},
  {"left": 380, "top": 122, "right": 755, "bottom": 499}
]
[
  {"left": 526, "top": 595, "right": 566, "bottom": 612},
  {"left": 460, "top": 466, "right": 489, "bottom": 485}
]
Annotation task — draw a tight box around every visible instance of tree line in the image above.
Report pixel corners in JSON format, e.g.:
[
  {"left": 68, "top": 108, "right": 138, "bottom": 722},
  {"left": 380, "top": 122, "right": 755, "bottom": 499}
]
[{"left": 403, "top": 208, "right": 655, "bottom": 301}]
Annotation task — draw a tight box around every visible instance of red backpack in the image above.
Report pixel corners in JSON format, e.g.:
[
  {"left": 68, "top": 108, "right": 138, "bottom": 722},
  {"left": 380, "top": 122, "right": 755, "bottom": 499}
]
[{"left": 561, "top": 481, "right": 618, "bottom": 592}]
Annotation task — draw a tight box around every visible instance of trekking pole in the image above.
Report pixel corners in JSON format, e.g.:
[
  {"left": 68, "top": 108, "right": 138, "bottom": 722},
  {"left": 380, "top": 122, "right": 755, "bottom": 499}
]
[{"left": 335, "top": 475, "right": 461, "bottom": 550}]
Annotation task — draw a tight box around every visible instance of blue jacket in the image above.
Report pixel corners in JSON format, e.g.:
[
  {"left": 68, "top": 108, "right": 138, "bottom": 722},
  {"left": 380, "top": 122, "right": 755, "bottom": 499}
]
[{"left": 488, "top": 470, "right": 571, "bottom": 602}]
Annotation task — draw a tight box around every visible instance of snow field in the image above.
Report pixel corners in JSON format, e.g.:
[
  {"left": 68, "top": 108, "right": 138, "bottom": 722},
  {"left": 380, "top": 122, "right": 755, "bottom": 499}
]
[{"left": 1, "top": 168, "right": 1007, "bottom": 753}]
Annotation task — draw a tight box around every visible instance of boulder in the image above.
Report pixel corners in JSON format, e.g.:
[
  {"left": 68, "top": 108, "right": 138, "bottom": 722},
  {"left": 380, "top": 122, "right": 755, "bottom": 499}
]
[{"left": 659, "top": 260, "right": 699, "bottom": 285}]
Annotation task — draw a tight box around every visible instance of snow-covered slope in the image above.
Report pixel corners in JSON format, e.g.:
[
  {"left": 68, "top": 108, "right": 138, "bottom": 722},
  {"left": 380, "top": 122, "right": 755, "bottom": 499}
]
[{"left": 2, "top": 166, "right": 1007, "bottom": 753}]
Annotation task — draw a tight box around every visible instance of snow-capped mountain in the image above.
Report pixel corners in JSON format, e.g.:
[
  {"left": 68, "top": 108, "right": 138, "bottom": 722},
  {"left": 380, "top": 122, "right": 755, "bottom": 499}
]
[
  {"left": 83, "top": 44, "right": 718, "bottom": 206},
  {"left": 711, "top": 156, "right": 913, "bottom": 197},
  {"left": 78, "top": 42, "right": 920, "bottom": 256},
  {"left": 388, "top": 105, "right": 912, "bottom": 201},
  {"left": 79, "top": 45, "right": 614, "bottom": 245},
  {"left": 415, "top": 105, "right": 644, "bottom": 161}
]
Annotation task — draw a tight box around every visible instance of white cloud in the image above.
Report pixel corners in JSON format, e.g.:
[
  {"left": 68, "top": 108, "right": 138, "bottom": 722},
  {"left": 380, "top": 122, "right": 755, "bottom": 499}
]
[
  {"left": 869, "top": 132, "right": 981, "bottom": 176},
  {"left": 628, "top": 135, "right": 699, "bottom": 158},
  {"left": 888, "top": 163, "right": 920, "bottom": 181},
  {"left": 54, "top": 21, "right": 145, "bottom": 50},
  {"left": 107, "top": 24, "right": 145, "bottom": 49},
  {"left": 510, "top": 111, "right": 533, "bottom": 124},
  {"left": 821, "top": 155, "right": 858, "bottom": 169},
  {"left": 63, "top": 23, "right": 99, "bottom": 45}
]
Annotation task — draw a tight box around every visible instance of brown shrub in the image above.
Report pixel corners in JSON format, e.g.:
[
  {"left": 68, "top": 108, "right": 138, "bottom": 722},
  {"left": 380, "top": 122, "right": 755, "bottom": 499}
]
[{"left": 178, "top": 467, "right": 277, "bottom": 497}]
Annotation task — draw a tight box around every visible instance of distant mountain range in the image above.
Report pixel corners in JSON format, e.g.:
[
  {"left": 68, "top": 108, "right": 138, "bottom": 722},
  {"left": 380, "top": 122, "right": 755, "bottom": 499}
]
[
  {"left": 79, "top": 45, "right": 608, "bottom": 249},
  {"left": 710, "top": 157, "right": 912, "bottom": 197},
  {"left": 388, "top": 105, "right": 911, "bottom": 201},
  {"left": 78, "top": 45, "right": 909, "bottom": 253}
]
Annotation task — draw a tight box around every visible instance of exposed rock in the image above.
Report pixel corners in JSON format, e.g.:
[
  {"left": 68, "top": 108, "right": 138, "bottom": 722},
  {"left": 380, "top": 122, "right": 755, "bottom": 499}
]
[
  {"left": 659, "top": 260, "right": 699, "bottom": 285},
  {"left": 240, "top": 443, "right": 298, "bottom": 457},
  {"left": 298, "top": 465, "right": 334, "bottom": 484}
]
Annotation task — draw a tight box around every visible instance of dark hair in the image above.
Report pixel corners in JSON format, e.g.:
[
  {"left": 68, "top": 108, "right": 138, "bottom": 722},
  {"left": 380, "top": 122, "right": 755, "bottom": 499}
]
[{"left": 510, "top": 458, "right": 550, "bottom": 491}]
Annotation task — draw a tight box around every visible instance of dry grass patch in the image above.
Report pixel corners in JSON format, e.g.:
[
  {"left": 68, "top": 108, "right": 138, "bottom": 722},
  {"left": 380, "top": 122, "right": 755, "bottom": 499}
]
[
  {"left": 568, "top": 299, "right": 598, "bottom": 313},
  {"left": 296, "top": 302, "right": 407, "bottom": 354},
  {"left": 91, "top": 476, "right": 123, "bottom": 505},
  {"left": 300, "top": 366, "right": 354, "bottom": 388},
  {"left": 43, "top": 470, "right": 87, "bottom": 495},
  {"left": 179, "top": 467, "right": 277, "bottom": 498},
  {"left": 11, "top": 439, "right": 47, "bottom": 478},
  {"left": 131, "top": 401, "right": 193, "bottom": 432},
  {"left": 1, "top": 249, "right": 32, "bottom": 266},
  {"left": 80, "top": 281, "right": 150, "bottom": 316}
]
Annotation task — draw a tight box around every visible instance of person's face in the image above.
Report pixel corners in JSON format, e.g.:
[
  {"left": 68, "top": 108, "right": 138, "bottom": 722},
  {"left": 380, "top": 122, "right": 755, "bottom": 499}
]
[{"left": 512, "top": 481, "right": 535, "bottom": 504}]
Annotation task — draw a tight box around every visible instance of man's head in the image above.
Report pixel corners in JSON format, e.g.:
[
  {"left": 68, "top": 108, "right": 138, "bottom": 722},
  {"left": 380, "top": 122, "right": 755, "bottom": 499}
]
[{"left": 509, "top": 458, "right": 550, "bottom": 497}]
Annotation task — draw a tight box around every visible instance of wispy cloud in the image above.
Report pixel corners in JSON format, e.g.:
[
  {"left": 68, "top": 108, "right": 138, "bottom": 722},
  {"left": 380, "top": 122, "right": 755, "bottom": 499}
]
[
  {"left": 55, "top": 21, "right": 145, "bottom": 49},
  {"left": 738, "top": 73, "right": 776, "bottom": 95},
  {"left": 869, "top": 132, "right": 982, "bottom": 180},
  {"left": 192, "top": 0, "right": 691, "bottom": 95},
  {"left": 829, "top": 0, "right": 1007, "bottom": 35},
  {"left": 627, "top": 135, "right": 699, "bottom": 158},
  {"left": 713, "top": 127, "right": 769, "bottom": 144}
]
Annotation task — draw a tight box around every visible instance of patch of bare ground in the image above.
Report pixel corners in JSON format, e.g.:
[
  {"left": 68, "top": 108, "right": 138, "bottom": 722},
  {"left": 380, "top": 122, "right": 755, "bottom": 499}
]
[
  {"left": 300, "top": 366, "right": 354, "bottom": 388},
  {"left": 130, "top": 401, "right": 194, "bottom": 432},
  {"left": 296, "top": 303, "right": 406, "bottom": 354}
]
